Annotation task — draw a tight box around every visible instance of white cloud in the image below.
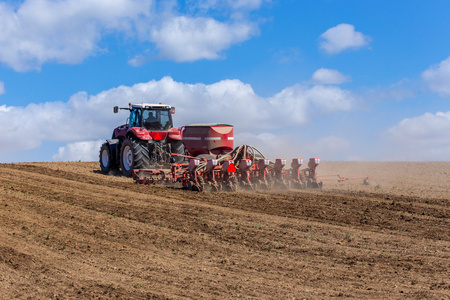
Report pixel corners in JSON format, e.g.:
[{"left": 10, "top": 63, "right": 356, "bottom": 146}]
[
  {"left": 0, "top": 76, "right": 354, "bottom": 160},
  {"left": 319, "top": 23, "right": 370, "bottom": 54},
  {"left": 422, "top": 56, "right": 450, "bottom": 96},
  {"left": 0, "top": 0, "right": 150, "bottom": 71},
  {"left": 386, "top": 111, "right": 450, "bottom": 160},
  {"left": 234, "top": 132, "right": 291, "bottom": 160},
  {"left": 148, "top": 16, "right": 257, "bottom": 62},
  {"left": 306, "top": 85, "right": 353, "bottom": 113},
  {"left": 235, "top": 132, "right": 352, "bottom": 162},
  {"left": 128, "top": 54, "right": 151, "bottom": 67},
  {"left": 0, "top": 104, "right": 12, "bottom": 112},
  {"left": 311, "top": 68, "right": 351, "bottom": 85},
  {"left": 268, "top": 84, "right": 352, "bottom": 125},
  {"left": 52, "top": 140, "right": 104, "bottom": 162},
  {"left": 0, "top": 81, "right": 4, "bottom": 94},
  {"left": 0, "top": 0, "right": 260, "bottom": 71}
]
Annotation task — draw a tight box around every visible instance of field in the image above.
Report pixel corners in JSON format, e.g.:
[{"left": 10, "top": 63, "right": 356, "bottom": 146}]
[{"left": 0, "top": 161, "right": 449, "bottom": 299}]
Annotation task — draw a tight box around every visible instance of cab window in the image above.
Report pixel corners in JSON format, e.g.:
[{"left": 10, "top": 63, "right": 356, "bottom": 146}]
[
  {"left": 129, "top": 108, "right": 141, "bottom": 127},
  {"left": 160, "top": 111, "right": 172, "bottom": 129},
  {"left": 143, "top": 109, "right": 161, "bottom": 130},
  {"left": 142, "top": 109, "right": 172, "bottom": 130}
]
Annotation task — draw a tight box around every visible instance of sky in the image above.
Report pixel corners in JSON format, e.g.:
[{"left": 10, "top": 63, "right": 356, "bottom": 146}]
[{"left": 1, "top": 0, "right": 450, "bottom": 163}]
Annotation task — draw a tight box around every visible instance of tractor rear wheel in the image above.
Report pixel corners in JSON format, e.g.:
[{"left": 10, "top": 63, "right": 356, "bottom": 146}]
[
  {"left": 120, "top": 138, "right": 150, "bottom": 176},
  {"left": 99, "top": 143, "right": 116, "bottom": 174},
  {"left": 170, "top": 140, "right": 185, "bottom": 163}
]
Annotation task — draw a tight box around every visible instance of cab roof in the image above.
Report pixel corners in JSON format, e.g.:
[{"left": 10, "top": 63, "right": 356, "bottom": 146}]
[{"left": 131, "top": 103, "right": 171, "bottom": 109}]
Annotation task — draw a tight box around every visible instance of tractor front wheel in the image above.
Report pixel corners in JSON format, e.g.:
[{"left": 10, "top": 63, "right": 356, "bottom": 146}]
[
  {"left": 120, "top": 139, "right": 136, "bottom": 176},
  {"left": 99, "top": 143, "right": 115, "bottom": 174}
]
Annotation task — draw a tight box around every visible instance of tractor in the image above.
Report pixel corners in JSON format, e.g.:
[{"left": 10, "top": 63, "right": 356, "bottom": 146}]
[{"left": 99, "top": 103, "right": 185, "bottom": 176}]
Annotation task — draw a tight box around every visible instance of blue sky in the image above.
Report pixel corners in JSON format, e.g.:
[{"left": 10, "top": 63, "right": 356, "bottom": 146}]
[{"left": 1, "top": 0, "right": 450, "bottom": 162}]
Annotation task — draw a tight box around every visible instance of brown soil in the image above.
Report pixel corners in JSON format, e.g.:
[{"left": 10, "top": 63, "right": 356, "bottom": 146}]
[{"left": 0, "top": 161, "right": 449, "bottom": 299}]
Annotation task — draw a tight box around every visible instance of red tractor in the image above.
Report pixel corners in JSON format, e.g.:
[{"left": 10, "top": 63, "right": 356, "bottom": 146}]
[{"left": 99, "top": 103, "right": 185, "bottom": 176}]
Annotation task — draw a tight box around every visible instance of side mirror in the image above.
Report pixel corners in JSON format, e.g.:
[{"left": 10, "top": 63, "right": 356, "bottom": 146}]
[
  {"left": 113, "top": 106, "right": 119, "bottom": 113},
  {"left": 171, "top": 107, "right": 175, "bottom": 114}
]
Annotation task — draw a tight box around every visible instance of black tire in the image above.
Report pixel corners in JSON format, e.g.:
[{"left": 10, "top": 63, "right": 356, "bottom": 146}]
[
  {"left": 135, "top": 141, "right": 151, "bottom": 170},
  {"left": 120, "top": 138, "right": 150, "bottom": 176},
  {"left": 99, "top": 143, "right": 115, "bottom": 174},
  {"left": 169, "top": 140, "right": 185, "bottom": 163}
]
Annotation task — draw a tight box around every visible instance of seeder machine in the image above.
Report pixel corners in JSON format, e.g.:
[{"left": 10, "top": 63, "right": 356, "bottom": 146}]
[{"left": 100, "top": 103, "right": 370, "bottom": 191}]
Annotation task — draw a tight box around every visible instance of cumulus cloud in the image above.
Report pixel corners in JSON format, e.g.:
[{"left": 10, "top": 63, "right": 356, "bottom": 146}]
[
  {"left": 0, "top": 0, "right": 260, "bottom": 71},
  {"left": 268, "top": 84, "right": 352, "bottom": 125},
  {"left": 0, "top": 104, "right": 12, "bottom": 112},
  {"left": 0, "top": 0, "right": 150, "bottom": 71},
  {"left": 0, "top": 81, "right": 4, "bottom": 94},
  {"left": 234, "top": 132, "right": 293, "bottom": 160},
  {"left": 0, "top": 77, "right": 354, "bottom": 160},
  {"left": 422, "top": 56, "right": 450, "bottom": 96},
  {"left": 52, "top": 140, "right": 104, "bottom": 162},
  {"left": 148, "top": 16, "right": 257, "bottom": 62},
  {"left": 319, "top": 23, "right": 370, "bottom": 54},
  {"left": 235, "top": 132, "right": 352, "bottom": 161},
  {"left": 311, "top": 68, "right": 351, "bottom": 85},
  {"left": 305, "top": 85, "right": 353, "bottom": 113},
  {"left": 386, "top": 111, "right": 450, "bottom": 160}
]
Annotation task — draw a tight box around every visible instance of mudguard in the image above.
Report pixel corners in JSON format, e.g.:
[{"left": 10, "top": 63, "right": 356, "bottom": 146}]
[
  {"left": 167, "top": 127, "right": 183, "bottom": 140},
  {"left": 106, "top": 139, "right": 120, "bottom": 163}
]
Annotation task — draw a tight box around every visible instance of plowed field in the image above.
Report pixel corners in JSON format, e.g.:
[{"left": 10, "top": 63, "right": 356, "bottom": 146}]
[{"left": 1, "top": 161, "right": 449, "bottom": 299}]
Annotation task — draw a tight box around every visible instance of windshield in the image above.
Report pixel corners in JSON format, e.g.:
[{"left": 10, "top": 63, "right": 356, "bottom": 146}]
[{"left": 142, "top": 109, "right": 172, "bottom": 130}]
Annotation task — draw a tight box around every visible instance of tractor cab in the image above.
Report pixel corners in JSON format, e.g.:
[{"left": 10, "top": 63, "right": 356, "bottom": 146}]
[{"left": 127, "top": 103, "right": 174, "bottom": 131}]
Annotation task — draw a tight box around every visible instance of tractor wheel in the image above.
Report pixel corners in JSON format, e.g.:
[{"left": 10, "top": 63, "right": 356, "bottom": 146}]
[
  {"left": 134, "top": 141, "right": 151, "bottom": 170},
  {"left": 170, "top": 140, "right": 185, "bottom": 163},
  {"left": 99, "top": 143, "right": 116, "bottom": 174},
  {"left": 120, "top": 138, "right": 150, "bottom": 176}
]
